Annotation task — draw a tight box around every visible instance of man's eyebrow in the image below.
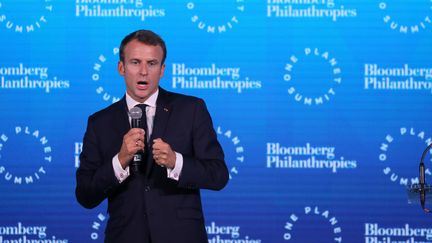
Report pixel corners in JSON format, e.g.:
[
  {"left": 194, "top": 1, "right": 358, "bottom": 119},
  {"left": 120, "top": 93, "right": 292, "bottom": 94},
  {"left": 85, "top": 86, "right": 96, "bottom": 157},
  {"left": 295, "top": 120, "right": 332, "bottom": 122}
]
[
  {"left": 147, "top": 59, "right": 160, "bottom": 63},
  {"left": 128, "top": 58, "right": 141, "bottom": 62}
]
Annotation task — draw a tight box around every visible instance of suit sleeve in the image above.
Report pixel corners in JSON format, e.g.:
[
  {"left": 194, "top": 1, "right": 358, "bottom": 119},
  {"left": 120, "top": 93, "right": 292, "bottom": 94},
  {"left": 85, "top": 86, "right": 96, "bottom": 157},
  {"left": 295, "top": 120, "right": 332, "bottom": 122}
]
[
  {"left": 177, "top": 98, "right": 229, "bottom": 191},
  {"left": 75, "top": 116, "right": 120, "bottom": 209}
]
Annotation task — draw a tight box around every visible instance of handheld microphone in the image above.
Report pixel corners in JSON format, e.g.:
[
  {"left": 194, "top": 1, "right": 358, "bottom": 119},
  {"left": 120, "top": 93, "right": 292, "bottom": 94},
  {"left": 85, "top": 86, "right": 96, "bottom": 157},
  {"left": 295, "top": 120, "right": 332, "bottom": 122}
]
[{"left": 129, "top": 106, "right": 143, "bottom": 174}]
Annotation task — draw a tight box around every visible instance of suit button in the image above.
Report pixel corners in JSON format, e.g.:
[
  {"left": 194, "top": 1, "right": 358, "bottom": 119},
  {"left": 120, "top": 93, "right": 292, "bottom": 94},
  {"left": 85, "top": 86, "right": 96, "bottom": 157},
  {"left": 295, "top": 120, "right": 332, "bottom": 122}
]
[{"left": 144, "top": 185, "right": 150, "bottom": 192}]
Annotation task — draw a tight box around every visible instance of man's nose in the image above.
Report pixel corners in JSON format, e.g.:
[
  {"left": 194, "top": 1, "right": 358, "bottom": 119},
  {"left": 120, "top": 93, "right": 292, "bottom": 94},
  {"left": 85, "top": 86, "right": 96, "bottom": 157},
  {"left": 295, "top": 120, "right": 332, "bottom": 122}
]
[{"left": 139, "top": 64, "right": 148, "bottom": 75}]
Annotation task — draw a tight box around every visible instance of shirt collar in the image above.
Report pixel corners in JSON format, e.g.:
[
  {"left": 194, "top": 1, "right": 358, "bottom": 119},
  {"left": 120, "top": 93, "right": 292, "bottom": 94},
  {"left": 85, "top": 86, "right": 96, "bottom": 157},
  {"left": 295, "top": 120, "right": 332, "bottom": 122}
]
[{"left": 125, "top": 89, "right": 159, "bottom": 111}]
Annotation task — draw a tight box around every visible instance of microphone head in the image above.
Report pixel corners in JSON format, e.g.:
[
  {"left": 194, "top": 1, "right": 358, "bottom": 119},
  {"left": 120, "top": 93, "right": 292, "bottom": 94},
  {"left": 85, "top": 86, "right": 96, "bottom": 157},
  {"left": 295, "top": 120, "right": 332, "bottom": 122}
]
[{"left": 129, "top": 106, "right": 143, "bottom": 119}]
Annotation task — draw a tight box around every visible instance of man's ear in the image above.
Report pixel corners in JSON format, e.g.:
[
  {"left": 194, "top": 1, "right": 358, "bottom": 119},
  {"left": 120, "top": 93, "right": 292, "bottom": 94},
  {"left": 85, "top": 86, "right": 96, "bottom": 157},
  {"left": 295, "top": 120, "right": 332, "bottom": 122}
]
[
  {"left": 118, "top": 61, "right": 125, "bottom": 75},
  {"left": 159, "top": 63, "right": 166, "bottom": 79}
]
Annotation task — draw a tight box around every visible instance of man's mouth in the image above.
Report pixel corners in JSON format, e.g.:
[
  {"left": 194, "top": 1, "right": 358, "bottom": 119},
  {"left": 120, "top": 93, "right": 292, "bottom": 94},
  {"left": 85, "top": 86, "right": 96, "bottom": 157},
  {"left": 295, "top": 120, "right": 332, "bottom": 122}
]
[{"left": 137, "top": 81, "right": 148, "bottom": 89}]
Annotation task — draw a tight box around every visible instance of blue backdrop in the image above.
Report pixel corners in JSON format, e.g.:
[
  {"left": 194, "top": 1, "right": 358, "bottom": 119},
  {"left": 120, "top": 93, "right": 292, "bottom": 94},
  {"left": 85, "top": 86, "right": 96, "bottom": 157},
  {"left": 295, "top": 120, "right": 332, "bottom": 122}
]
[{"left": 1, "top": 1, "right": 432, "bottom": 242}]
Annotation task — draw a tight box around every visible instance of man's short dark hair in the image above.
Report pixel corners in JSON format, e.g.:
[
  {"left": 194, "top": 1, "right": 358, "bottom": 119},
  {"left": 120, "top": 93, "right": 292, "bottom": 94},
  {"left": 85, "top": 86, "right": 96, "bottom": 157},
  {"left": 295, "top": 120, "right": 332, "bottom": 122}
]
[{"left": 119, "top": 30, "right": 167, "bottom": 65}]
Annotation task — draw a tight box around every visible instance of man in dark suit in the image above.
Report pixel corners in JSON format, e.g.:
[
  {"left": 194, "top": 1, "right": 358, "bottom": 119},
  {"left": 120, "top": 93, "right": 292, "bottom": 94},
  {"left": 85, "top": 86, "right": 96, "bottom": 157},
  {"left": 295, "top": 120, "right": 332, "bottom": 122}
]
[{"left": 75, "top": 29, "right": 229, "bottom": 243}]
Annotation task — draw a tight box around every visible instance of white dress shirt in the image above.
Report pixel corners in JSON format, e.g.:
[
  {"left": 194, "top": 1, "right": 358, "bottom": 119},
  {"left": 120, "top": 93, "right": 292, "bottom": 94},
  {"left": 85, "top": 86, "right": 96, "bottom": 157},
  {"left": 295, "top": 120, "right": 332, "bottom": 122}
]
[{"left": 112, "top": 89, "right": 183, "bottom": 183}]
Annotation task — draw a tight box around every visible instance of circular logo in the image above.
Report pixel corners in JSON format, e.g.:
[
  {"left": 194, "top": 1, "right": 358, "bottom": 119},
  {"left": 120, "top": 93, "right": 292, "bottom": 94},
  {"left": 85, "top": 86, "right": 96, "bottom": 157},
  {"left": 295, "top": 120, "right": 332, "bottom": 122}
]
[
  {"left": 378, "top": 127, "right": 432, "bottom": 186},
  {"left": 378, "top": 1, "right": 432, "bottom": 34},
  {"left": 91, "top": 47, "right": 122, "bottom": 104},
  {"left": 0, "top": 126, "right": 52, "bottom": 185},
  {"left": 186, "top": 0, "right": 245, "bottom": 34},
  {"left": 284, "top": 206, "right": 342, "bottom": 242},
  {"left": 0, "top": 0, "right": 53, "bottom": 33},
  {"left": 216, "top": 125, "right": 245, "bottom": 179},
  {"left": 283, "top": 48, "right": 342, "bottom": 106}
]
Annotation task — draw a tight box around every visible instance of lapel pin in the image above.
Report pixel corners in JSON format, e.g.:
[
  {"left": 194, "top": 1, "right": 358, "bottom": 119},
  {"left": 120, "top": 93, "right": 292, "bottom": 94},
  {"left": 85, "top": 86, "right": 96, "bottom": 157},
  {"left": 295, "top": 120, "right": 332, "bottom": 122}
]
[{"left": 164, "top": 108, "right": 169, "bottom": 112}]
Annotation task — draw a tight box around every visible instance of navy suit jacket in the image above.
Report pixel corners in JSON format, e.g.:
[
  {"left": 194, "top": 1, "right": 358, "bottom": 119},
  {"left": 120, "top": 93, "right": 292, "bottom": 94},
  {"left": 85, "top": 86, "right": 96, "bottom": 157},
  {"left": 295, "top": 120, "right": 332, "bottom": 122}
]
[{"left": 75, "top": 88, "right": 229, "bottom": 243}]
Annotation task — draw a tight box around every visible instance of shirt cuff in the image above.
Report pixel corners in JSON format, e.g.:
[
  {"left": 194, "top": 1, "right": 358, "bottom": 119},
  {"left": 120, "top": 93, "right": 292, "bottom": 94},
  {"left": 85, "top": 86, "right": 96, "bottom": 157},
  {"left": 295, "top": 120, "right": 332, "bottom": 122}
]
[
  {"left": 167, "top": 152, "right": 183, "bottom": 181},
  {"left": 112, "top": 154, "right": 129, "bottom": 183}
]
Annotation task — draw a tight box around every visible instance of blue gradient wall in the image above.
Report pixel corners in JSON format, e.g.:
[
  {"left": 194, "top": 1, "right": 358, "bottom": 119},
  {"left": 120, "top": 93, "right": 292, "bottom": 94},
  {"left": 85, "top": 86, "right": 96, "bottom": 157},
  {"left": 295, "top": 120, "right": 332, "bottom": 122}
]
[{"left": 1, "top": 1, "right": 432, "bottom": 242}]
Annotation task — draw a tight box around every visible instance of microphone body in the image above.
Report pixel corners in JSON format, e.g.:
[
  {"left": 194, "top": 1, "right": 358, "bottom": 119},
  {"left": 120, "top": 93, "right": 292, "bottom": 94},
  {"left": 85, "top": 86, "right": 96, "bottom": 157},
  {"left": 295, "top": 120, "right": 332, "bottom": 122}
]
[
  {"left": 420, "top": 162, "right": 426, "bottom": 209},
  {"left": 129, "top": 107, "right": 143, "bottom": 174}
]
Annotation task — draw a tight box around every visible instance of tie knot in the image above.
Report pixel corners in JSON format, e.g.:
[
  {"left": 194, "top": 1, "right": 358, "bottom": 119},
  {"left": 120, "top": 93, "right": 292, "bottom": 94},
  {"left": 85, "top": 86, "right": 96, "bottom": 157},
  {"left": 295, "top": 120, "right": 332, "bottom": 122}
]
[{"left": 135, "top": 104, "right": 147, "bottom": 112}]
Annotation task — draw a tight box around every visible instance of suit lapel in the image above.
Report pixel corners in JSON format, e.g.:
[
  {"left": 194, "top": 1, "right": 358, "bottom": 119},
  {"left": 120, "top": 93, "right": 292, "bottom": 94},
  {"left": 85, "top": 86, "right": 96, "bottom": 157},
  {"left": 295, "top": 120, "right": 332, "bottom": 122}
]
[
  {"left": 146, "top": 88, "right": 172, "bottom": 177},
  {"left": 114, "top": 97, "right": 131, "bottom": 138}
]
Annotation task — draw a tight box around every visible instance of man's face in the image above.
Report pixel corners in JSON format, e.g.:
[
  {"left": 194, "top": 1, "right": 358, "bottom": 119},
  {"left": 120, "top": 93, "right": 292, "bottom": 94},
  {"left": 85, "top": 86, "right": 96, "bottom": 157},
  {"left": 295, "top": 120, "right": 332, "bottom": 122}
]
[{"left": 118, "top": 39, "right": 165, "bottom": 103}]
